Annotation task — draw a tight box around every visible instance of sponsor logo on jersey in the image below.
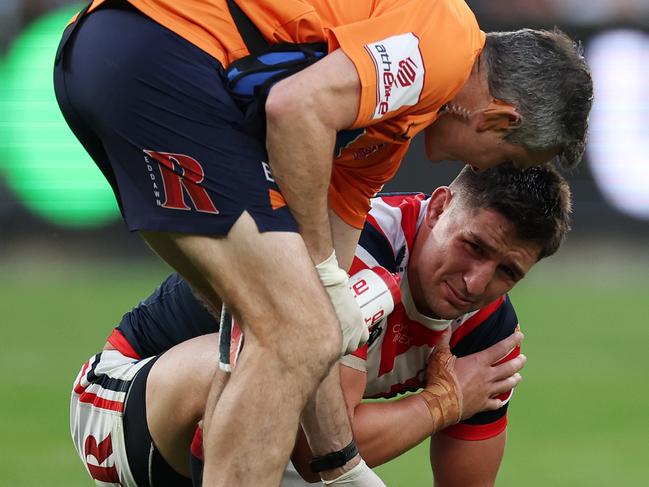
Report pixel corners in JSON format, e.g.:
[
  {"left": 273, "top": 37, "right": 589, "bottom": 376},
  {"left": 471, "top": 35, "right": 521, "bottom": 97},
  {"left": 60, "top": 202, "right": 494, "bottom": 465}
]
[
  {"left": 365, "top": 33, "right": 424, "bottom": 120},
  {"left": 353, "top": 143, "right": 385, "bottom": 160}
]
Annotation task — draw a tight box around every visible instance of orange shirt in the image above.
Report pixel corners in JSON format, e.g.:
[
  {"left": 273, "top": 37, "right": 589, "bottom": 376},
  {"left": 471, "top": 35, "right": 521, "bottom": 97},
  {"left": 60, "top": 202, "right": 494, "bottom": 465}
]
[{"left": 83, "top": 0, "right": 485, "bottom": 227}]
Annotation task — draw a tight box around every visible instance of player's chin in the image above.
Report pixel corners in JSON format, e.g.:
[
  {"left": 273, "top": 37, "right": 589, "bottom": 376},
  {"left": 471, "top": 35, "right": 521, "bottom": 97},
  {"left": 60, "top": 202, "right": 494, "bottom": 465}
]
[{"left": 435, "top": 301, "right": 467, "bottom": 321}]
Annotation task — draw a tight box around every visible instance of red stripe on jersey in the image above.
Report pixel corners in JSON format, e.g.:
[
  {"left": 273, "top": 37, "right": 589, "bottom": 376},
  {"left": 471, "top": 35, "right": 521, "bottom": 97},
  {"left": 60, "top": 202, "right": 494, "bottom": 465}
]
[
  {"left": 378, "top": 304, "right": 445, "bottom": 376},
  {"left": 352, "top": 343, "right": 369, "bottom": 361},
  {"left": 78, "top": 392, "right": 124, "bottom": 413},
  {"left": 349, "top": 257, "right": 371, "bottom": 280},
  {"left": 379, "top": 193, "right": 426, "bottom": 208},
  {"left": 442, "top": 415, "right": 507, "bottom": 441},
  {"left": 397, "top": 197, "right": 422, "bottom": 252},
  {"left": 450, "top": 296, "right": 506, "bottom": 349},
  {"left": 73, "top": 360, "right": 91, "bottom": 394},
  {"left": 107, "top": 329, "right": 141, "bottom": 359}
]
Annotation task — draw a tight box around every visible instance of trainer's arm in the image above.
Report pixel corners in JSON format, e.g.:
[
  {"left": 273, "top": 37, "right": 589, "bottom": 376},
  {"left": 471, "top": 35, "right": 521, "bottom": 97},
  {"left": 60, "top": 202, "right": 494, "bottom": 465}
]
[
  {"left": 430, "top": 431, "right": 506, "bottom": 487},
  {"left": 265, "top": 49, "right": 361, "bottom": 264}
]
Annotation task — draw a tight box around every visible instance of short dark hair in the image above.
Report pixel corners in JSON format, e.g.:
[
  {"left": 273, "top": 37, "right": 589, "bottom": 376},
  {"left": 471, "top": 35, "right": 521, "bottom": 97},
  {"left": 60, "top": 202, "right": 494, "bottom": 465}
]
[
  {"left": 483, "top": 28, "right": 593, "bottom": 169},
  {"left": 450, "top": 164, "right": 572, "bottom": 260}
]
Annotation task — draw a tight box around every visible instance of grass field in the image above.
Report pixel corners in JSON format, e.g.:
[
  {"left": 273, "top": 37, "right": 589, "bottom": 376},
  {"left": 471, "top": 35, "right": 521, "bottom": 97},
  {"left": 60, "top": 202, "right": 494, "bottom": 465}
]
[{"left": 1, "top": 243, "right": 648, "bottom": 486}]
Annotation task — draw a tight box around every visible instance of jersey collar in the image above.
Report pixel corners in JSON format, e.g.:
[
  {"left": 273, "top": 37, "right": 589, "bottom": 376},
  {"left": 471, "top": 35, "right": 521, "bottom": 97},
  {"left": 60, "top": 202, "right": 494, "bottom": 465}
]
[{"left": 401, "top": 273, "right": 452, "bottom": 331}]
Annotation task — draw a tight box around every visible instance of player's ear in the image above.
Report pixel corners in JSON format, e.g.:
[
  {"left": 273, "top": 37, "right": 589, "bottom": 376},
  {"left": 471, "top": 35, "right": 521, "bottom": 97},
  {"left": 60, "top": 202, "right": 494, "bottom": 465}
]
[
  {"left": 426, "top": 187, "right": 452, "bottom": 227},
  {"left": 477, "top": 99, "right": 521, "bottom": 133}
]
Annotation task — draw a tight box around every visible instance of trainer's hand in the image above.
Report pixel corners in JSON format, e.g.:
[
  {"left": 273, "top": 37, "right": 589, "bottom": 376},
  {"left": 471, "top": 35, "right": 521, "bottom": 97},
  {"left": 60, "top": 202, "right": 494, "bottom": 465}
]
[
  {"left": 453, "top": 328, "right": 526, "bottom": 420},
  {"left": 316, "top": 251, "right": 368, "bottom": 356}
]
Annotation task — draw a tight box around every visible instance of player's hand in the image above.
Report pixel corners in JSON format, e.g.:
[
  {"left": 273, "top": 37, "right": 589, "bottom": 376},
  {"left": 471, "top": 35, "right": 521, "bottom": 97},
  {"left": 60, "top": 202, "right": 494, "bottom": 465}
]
[
  {"left": 453, "top": 329, "right": 525, "bottom": 420},
  {"left": 419, "top": 328, "right": 463, "bottom": 431},
  {"left": 316, "top": 251, "right": 368, "bottom": 356}
]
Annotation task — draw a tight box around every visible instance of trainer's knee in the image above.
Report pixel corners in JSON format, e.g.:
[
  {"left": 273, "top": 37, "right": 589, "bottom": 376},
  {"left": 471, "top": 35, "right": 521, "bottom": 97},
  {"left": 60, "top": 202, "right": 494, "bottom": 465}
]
[{"left": 242, "top": 315, "right": 340, "bottom": 392}]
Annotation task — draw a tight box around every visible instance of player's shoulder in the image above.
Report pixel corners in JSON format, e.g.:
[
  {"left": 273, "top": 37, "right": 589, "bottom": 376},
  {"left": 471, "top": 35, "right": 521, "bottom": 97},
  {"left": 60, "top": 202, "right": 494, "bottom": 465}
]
[
  {"left": 451, "top": 294, "right": 518, "bottom": 357},
  {"left": 368, "top": 192, "right": 428, "bottom": 230},
  {"left": 355, "top": 192, "right": 427, "bottom": 270}
]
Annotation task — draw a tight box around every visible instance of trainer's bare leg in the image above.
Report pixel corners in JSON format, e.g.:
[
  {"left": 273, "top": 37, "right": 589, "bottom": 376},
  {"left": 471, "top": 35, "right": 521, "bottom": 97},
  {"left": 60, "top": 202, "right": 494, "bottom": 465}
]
[
  {"left": 300, "top": 363, "right": 358, "bottom": 480},
  {"left": 297, "top": 212, "right": 383, "bottom": 485},
  {"left": 141, "top": 212, "right": 341, "bottom": 487}
]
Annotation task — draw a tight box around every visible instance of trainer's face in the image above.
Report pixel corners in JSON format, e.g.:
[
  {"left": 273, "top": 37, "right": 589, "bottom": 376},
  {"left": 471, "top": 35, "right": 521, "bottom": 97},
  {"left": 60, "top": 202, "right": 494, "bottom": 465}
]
[
  {"left": 423, "top": 113, "right": 559, "bottom": 171},
  {"left": 408, "top": 188, "right": 541, "bottom": 319}
]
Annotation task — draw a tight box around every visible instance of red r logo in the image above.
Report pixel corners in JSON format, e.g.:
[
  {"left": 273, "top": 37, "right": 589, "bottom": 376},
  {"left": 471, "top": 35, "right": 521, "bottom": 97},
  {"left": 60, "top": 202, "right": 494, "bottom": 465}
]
[
  {"left": 84, "top": 435, "right": 120, "bottom": 484},
  {"left": 144, "top": 150, "right": 219, "bottom": 214}
]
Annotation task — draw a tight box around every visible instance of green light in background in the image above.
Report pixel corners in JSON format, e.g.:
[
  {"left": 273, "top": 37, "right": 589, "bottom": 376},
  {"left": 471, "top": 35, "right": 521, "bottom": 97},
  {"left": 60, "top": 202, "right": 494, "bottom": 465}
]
[{"left": 0, "top": 5, "right": 119, "bottom": 228}]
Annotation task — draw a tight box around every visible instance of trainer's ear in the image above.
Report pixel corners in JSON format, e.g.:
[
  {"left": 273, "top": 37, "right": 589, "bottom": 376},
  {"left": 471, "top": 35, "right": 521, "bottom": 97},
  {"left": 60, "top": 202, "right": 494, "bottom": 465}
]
[
  {"left": 477, "top": 99, "right": 521, "bottom": 132},
  {"left": 425, "top": 187, "right": 452, "bottom": 228}
]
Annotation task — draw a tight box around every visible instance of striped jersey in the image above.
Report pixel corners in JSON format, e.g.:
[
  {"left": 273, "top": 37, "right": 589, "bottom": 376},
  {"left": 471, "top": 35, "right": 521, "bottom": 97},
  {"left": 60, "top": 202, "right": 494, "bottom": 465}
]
[
  {"left": 345, "top": 193, "right": 521, "bottom": 440},
  {"left": 108, "top": 193, "right": 520, "bottom": 441}
]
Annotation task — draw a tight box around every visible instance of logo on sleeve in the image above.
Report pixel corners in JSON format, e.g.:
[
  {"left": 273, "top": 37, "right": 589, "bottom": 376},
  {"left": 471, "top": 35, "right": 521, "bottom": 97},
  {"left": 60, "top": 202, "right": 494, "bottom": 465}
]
[{"left": 365, "top": 33, "right": 424, "bottom": 120}]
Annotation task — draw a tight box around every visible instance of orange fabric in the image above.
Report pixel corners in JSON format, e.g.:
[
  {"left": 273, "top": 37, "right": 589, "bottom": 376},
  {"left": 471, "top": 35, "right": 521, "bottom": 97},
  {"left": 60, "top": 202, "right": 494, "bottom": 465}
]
[
  {"left": 329, "top": 142, "right": 409, "bottom": 228},
  {"left": 76, "top": 0, "right": 484, "bottom": 228},
  {"left": 268, "top": 188, "right": 287, "bottom": 210}
]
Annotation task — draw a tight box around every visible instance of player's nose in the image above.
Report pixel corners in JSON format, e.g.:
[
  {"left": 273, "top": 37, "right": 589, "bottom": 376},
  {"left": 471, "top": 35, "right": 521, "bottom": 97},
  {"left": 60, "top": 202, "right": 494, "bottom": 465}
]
[{"left": 464, "top": 262, "right": 493, "bottom": 296}]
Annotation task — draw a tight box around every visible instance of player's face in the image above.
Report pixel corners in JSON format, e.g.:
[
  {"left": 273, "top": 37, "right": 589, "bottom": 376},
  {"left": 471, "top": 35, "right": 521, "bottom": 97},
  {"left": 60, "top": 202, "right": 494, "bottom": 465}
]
[{"left": 409, "top": 194, "right": 541, "bottom": 319}]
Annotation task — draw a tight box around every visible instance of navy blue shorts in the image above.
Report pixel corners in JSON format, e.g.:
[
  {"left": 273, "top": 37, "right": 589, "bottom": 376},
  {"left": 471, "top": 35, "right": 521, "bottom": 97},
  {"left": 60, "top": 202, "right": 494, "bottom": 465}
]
[{"left": 53, "top": 2, "right": 297, "bottom": 235}]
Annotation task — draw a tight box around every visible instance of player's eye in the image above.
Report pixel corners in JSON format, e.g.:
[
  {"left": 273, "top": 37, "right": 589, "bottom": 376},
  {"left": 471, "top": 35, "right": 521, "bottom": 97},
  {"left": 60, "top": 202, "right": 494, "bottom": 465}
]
[{"left": 499, "top": 265, "right": 517, "bottom": 280}]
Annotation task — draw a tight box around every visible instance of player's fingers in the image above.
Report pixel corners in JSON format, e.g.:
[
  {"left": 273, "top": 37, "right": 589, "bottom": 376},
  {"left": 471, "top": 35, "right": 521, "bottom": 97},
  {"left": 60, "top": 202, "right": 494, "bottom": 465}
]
[
  {"left": 489, "top": 373, "right": 522, "bottom": 397},
  {"left": 490, "top": 354, "right": 526, "bottom": 381},
  {"left": 436, "top": 327, "right": 452, "bottom": 350},
  {"left": 479, "top": 330, "right": 524, "bottom": 364},
  {"left": 482, "top": 397, "right": 505, "bottom": 412}
]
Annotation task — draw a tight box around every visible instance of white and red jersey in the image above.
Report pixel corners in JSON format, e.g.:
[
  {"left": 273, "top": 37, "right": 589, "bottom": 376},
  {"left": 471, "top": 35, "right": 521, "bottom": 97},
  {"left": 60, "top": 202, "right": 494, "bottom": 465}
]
[
  {"left": 345, "top": 193, "right": 521, "bottom": 441},
  {"left": 106, "top": 193, "right": 520, "bottom": 441}
]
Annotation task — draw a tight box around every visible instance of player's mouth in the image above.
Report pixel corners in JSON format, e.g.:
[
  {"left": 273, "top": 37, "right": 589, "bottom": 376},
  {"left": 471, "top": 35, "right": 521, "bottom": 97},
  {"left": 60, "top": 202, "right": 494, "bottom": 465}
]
[{"left": 444, "top": 281, "right": 473, "bottom": 308}]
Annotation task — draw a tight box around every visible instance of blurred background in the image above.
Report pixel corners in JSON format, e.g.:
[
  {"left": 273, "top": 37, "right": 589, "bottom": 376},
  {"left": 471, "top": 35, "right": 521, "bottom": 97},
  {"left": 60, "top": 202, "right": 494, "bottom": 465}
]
[{"left": 0, "top": 1, "right": 647, "bottom": 486}]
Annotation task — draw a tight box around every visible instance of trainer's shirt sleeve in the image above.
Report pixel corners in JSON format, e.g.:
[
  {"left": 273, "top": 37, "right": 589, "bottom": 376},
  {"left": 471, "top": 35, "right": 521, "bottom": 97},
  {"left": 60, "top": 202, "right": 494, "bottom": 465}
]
[{"left": 325, "top": 0, "right": 485, "bottom": 129}]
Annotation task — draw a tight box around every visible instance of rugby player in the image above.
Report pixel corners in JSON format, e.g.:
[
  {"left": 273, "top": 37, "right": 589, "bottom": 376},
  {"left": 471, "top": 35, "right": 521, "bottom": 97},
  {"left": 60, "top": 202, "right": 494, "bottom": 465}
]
[
  {"left": 70, "top": 164, "right": 571, "bottom": 487},
  {"left": 55, "top": 1, "right": 591, "bottom": 484}
]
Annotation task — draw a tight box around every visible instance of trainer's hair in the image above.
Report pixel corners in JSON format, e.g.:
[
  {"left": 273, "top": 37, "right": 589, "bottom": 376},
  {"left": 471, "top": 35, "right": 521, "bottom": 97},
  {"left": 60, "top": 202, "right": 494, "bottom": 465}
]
[
  {"left": 482, "top": 28, "right": 593, "bottom": 169},
  {"left": 449, "top": 164, "right": 572, "bottom": 260}
]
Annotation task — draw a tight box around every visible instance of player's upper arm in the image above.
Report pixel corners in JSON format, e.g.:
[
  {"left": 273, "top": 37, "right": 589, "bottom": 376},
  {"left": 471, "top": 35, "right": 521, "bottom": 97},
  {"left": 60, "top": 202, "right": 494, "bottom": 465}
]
[
  {"left": 446, "top": 296, "right": 520, "bottom": 439},
  {"left": 265, "top": 49, "right": 361, "bottom": 133}
]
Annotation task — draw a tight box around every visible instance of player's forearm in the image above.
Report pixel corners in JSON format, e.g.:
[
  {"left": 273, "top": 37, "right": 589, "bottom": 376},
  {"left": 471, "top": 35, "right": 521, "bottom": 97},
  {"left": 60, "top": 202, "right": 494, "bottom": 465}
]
[
  {"left": 351, "top": 393, "right": 437, "bottom": 467},
  {"left": 266, "top": 95, "right": 336, "bottom": 264}
]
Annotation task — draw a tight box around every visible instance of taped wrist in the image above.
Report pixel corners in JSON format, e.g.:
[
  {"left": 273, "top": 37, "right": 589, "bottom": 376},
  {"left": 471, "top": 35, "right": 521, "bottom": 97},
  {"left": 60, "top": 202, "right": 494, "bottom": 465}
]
[
  {"left": 419, "top": 351, "right": 462, "bottom": 431},
  {"left": 316, "top": 250, "right": 348, "bottom": 287},
  {"left": 322, "top": 458, "right": 385, "bottom": 486},
  {"left": 309, "top": 440, "right": 359, "bottom": 473}
]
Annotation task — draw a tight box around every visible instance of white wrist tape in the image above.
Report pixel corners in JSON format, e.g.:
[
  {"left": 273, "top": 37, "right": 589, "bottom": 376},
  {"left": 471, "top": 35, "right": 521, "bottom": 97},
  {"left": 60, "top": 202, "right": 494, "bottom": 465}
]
[
  {"left": 315, "top": 250, "right": 368, "bottom": 356},
  {"left": 322, "top": 459, "right": 386, "bottom": 486},
  {"left": 316, "top": 250, "right": 348, "bottom": 287}
]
